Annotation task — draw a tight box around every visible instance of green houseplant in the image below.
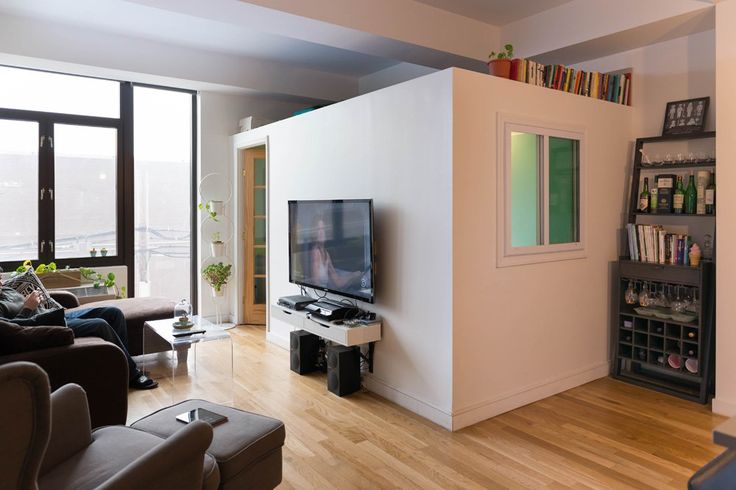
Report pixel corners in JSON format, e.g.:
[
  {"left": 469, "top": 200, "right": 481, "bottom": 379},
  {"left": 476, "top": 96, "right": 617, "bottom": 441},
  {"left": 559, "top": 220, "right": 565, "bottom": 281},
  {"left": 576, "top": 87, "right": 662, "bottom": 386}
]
[
  {"left": 202, "top": 262, "right": 232, "bottom": 297},
  {"left": 488, "top": 44, "right": 514, "bottom": 79}
]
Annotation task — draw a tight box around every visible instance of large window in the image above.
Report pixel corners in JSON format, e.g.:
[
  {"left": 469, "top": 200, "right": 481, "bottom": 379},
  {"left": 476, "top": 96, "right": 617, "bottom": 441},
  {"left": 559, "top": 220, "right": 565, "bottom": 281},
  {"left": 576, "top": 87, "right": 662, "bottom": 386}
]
[
  {"left": 498, "top": 116, "right": 585, "bottom": 267},
  {"left": 0, "top": 66, "right": 196, "bottom": 304}
]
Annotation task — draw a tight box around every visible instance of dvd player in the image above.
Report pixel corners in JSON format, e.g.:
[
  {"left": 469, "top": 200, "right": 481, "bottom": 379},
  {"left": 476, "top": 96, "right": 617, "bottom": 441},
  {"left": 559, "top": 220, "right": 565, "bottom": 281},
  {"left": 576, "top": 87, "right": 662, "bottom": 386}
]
[
  {"left": 277, "top": 295, "right": 317, "bottom": 311},
  {"left": 304, "top": 300, "right": 356, "bottom": 320}
]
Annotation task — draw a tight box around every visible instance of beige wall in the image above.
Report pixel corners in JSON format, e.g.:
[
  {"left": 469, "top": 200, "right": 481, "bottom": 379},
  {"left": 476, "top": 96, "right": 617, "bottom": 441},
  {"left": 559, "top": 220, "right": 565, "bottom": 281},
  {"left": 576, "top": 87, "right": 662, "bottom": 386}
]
[
  {"left": 713, "top": 0, "right": 736, "bottom": 416},
  {"left": 451, "top": 70, "right": 633, "bottom": 429}
]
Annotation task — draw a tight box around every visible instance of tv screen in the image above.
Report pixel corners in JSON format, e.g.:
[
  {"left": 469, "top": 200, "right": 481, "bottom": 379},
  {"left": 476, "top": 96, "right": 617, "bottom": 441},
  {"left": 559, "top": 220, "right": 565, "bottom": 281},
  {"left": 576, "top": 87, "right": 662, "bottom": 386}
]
[{"left": 288, "top": 199, "right": 375, "bottom": 303}]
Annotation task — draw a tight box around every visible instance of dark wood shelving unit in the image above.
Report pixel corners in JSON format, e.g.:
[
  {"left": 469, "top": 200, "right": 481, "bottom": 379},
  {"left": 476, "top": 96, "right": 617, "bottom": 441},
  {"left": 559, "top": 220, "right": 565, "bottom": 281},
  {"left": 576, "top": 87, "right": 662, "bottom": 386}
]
[
  {"left": 613, "top": 132, "right": 716, "bottom": 404},
  {"left": 637, "top": 161, "right": 715, "bottom": 171}
]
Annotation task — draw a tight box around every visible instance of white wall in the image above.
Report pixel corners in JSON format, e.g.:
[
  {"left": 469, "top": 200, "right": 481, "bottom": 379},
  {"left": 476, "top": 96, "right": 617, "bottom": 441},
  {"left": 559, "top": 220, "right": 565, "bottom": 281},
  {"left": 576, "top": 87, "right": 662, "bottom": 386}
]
[
  {"left": 234, "top": 71, "right": 456, "bottom": 428},
  {"left": 358, "top": 62, "right": 438, "bottom": 94},
  {"left": 198, "top": 92, "right": 307, "bottom": 319},
  {"left": 451, "top": 70, "right": 633, "bottom": 429},
  {"left": 713, "top": 0, "right": 736, "bottom": 417},
  {"left": 570, "top": 30, "right": 715, "bottom": 137}
]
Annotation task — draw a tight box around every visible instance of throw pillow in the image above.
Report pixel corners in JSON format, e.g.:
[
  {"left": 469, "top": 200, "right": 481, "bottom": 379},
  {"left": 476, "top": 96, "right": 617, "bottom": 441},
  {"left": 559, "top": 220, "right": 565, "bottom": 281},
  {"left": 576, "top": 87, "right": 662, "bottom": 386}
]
[
  {"left": 3, "top": 269, "right": 63, "bottom": 311},
  {"left": 9, "top": 308, "right": 67, "bottom": 328},
  {"left": 0, "top": 319, "right": 73, "bottom": 356}
]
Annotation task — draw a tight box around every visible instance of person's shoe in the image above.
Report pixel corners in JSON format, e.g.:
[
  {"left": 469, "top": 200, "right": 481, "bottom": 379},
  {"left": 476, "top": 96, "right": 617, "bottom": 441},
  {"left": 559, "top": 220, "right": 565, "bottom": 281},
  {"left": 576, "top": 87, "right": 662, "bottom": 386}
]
[{"left": 130, "top": 373, "right": 158, "bottom": 390}]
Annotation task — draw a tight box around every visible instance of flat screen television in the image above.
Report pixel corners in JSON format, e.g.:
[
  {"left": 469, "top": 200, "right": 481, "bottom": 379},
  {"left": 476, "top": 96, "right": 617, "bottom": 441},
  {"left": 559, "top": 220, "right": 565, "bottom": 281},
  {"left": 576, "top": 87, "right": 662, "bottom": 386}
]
[{"left": 288, "top": 199, "right": 375, "bottom": 303}]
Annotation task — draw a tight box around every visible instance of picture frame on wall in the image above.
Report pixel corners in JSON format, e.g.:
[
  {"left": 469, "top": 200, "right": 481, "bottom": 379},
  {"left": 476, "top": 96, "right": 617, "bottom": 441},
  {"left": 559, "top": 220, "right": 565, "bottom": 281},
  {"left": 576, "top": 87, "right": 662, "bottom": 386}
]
[{"left": 662, "top": 97, "right": 709, "bottom": 136}]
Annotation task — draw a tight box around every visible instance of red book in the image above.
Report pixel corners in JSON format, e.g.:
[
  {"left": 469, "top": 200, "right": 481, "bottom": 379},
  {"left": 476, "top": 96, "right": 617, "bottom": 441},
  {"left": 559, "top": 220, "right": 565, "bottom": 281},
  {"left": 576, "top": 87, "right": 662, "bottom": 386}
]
[
  {"left": 554, "top": 65, "right": 563, "bottom": 90},
  {"left": 510, "top": 58, "right": 522, "bottom": 81}
]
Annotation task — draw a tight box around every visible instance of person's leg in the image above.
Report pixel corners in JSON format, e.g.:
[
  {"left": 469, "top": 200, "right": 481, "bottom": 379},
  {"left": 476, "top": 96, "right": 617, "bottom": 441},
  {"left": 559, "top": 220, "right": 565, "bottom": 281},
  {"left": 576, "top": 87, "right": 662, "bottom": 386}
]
[
  {"left": 65, "top": 307, "right": 129, "bottom": 347},
  {"left": 66, "top": 316, "right": 157, "bottom": 390}
]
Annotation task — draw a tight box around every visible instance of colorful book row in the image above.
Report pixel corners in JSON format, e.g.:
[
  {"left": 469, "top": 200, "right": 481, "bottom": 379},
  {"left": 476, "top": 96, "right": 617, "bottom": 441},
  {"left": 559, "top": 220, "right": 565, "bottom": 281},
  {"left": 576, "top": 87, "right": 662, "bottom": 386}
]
[
  {"left": 626, "top": 223, "right": 692, "bottom": 266},
  {"left": 509, "top": 59, "right": 632, "bottom": 106}
]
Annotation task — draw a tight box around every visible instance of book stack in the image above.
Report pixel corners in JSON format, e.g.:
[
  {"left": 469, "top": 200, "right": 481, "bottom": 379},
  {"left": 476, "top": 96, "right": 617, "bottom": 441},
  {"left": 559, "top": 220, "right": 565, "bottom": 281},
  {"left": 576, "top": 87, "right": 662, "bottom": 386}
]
[
  {"left": 626, "top": 224, "right": 692, "bottom": 266},
  {"left": 508, "top": 58, "right": 632, "bottom": 106}
]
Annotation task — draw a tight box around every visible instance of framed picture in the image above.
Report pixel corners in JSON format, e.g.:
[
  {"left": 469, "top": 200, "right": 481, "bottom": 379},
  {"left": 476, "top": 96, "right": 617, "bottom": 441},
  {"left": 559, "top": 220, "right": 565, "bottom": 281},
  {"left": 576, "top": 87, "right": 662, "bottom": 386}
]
[{"left": 662, "top": 97, "right": 709, "bottom": 136}]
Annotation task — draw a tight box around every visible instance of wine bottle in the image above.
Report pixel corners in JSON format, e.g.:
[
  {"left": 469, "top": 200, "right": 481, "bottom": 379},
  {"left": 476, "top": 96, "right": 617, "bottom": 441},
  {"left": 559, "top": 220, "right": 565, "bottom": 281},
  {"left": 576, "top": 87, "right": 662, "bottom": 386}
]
[
  {"left": 639, "top": 178, "right": 650, "bottom": 212},
  {"left": 673, "top": 176, "right": 685, "bottom": 214},
  {"left": 684, "top": 173, "right": 697, "bottom": 214},
  {"left": 705, "top": 173, "right": 716, "bottom": 215}
]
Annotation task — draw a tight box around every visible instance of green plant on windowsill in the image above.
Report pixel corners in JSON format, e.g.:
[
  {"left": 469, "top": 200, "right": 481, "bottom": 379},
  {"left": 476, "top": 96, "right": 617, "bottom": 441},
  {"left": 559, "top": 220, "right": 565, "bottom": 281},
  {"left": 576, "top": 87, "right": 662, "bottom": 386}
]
[
  {"left": 198, "top": 201, "right": 219, "bottom": 222},
  {"left": 488, "top": 43, "right": 514, "bottom": 79},
  {"left": 79, "top": 267, "right": 116, "bottom": 289},
  {"left": 202, "top": 262, "right": 232, "bottom": 293},
  {"left": 489, "top": 43, "right": 514, "bottom": 60}
]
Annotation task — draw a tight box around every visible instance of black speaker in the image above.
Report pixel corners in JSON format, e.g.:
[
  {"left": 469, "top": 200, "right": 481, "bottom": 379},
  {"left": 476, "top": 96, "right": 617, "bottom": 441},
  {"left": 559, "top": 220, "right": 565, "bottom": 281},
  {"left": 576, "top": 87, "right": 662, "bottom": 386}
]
[
  {"left": 290, "top": 330, "right": 319, "bottom": 374},
  {"left": 327, "top": 345, "right": 361, "bottom": 396}
]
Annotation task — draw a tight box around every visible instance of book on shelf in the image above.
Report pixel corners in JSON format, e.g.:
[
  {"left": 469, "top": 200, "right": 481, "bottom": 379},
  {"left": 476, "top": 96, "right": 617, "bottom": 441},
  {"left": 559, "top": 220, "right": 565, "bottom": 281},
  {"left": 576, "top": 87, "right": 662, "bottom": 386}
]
[
  {"left": 626, "top": 224, "right": 692, "bottom": 265},
  {"left": 505, "top": 58, "right": 631, "bottom": 106}
]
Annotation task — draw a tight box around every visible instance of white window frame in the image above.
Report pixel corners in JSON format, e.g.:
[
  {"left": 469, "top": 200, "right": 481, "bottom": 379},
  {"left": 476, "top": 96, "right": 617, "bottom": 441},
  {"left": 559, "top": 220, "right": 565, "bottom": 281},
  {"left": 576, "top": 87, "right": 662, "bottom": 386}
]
[{"left": 497, "top": 113, "right": 587, "bottom": 268}]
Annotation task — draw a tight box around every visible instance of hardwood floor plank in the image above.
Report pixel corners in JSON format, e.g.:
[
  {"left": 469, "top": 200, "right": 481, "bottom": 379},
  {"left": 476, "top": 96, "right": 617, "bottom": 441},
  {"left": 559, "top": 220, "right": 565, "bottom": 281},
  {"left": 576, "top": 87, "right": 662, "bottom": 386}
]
[{"left": 127, "top": 325, "right": 725, "bottom": 489}]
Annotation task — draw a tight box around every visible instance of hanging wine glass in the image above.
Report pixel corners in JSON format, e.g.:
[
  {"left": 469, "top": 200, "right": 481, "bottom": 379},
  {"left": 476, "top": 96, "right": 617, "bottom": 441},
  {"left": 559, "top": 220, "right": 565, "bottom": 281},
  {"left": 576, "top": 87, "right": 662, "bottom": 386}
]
[
  {"left": 688, "top": 288, "right": 700, "bottom": 314},
  {"left": 639, "top": 281, "right": 651, "bottom": 307},
  {"left": 671, "top": 286, "right": 687, "bottom": 313},
  {"left": 656, "top": 283, "right": 670, "bottom": 308},
  {"left": 625, "top": 280, "right": 638, "bottom": 305}
]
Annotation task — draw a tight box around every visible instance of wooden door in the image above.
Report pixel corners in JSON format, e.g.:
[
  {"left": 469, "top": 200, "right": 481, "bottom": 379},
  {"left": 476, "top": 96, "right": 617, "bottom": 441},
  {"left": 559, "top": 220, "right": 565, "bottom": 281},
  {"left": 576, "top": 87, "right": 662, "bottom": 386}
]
[{"left": 243, "top": 146, "right": 266, "bottom": 325}]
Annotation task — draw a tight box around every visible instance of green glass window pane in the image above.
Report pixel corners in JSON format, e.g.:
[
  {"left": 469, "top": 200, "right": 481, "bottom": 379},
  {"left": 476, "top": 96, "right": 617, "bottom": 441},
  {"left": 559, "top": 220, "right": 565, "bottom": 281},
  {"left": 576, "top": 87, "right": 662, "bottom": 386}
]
[
  {"left": 255, "top": 158, "right": 265, "bottom": 186},
  {"left": 511, "top": 132, "right": 540, "bottom": 247},
  {"left": 255, "top": 218, "right": 266, "bottom": 245},
  {"left": 254, "top": 247, "right": 266, "bottom": 275},
  {"left": 549, "top": 137, "right": 580, "bottom": 244},
  {"left": 254, "top": 188, "right": 265, "bottom": 216},
  {"left": 254, "top": 277, "right": 266, "bottom": 304}
]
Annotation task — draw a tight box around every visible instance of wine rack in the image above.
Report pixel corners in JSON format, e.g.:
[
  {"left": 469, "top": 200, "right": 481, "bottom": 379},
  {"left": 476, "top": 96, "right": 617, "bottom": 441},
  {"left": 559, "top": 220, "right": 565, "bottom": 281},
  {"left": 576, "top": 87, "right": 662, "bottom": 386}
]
[{"left": 613, "top": 260, "right": 714, "bottom": 402}]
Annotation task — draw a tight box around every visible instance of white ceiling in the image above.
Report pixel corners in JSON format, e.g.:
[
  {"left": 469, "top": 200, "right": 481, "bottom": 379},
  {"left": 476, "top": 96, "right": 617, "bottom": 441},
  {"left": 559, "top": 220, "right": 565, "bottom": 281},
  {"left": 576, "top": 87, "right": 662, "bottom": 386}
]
[
  {"left": 0, "top": 0, "right": 398, "bottom": 77},
  {"left": 414, "top": 0, "right": 574, "bottom": 25}
]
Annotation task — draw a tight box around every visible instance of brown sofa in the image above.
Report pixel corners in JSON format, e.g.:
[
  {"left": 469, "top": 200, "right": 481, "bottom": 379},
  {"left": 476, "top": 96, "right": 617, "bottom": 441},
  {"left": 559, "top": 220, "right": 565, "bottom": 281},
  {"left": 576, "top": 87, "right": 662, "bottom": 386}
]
[{"left": 0, "top": 337, "right": 128, "bottom": 428}]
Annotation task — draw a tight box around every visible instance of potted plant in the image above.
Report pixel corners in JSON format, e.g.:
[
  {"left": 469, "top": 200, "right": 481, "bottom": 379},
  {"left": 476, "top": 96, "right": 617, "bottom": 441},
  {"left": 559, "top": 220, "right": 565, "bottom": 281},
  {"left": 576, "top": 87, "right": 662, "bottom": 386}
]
[
  {"left": 100, "top": 247, "right": 108, "bottom": 257},
  {"left": 210, "top": 232, "right": 225, "bottom": 257},
  {"left": 202, "top": 262, "right": 232, "bottom": 297},
  {"left": 89, "top": 247, "right": 97, "bottom": 257},
  {"left": 488, "top": 44, "right": 514, "bottom": 79},
  {"left": 198, "top": 201, "right": 222, "bottom": 222}
]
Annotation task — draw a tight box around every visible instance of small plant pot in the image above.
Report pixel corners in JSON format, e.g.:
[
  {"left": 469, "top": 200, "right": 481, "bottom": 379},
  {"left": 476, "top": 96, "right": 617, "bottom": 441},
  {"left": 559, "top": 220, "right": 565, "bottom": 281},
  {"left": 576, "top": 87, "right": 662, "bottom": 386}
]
[
  {"left": 488, "top": 59, "right": 512, "bottom": 79},
  {"left": 209, "top": 200, "right": 224, "bottom": 215},
  {"left": 89, "top": 250, "right": 97, "bottom": 257},
  {"left": 212, "top": 286, "right": 226, "bottom": 298},
  {"left": 210, "top": 241, "right": 225, "bottom": 257},
  {"left": 100, "top": 249, "right": 108, "bottom": 257}
]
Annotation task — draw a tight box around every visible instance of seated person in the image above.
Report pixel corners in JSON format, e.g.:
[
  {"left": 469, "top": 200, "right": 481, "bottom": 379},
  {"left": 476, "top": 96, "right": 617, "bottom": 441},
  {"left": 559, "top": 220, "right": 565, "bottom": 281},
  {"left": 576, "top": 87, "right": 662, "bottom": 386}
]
[{"left": 0, "top": 279, "right": 157, "bottom": 390}]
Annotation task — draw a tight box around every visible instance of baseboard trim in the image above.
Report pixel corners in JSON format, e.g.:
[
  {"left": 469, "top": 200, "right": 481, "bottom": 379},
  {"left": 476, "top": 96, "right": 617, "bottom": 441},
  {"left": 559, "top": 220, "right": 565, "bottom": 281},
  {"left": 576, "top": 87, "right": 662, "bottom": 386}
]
[
  {"left": 713, "top": 397, "right": 736, "bottom": 417},
  {"left": 266, "top": 330, "right": 290, "bottom": 350},
  {"left": 451, "top": 361, "right": 609, "bottom": 431},
  {"left": 363, "top": 374, "right": 453, "bottom": 431}
]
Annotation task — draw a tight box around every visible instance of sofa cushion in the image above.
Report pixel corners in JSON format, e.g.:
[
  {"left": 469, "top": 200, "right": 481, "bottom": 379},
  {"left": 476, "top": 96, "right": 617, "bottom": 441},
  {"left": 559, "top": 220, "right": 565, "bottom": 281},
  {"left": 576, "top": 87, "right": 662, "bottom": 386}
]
[
  {"left": 68, "top": 297, "right": 176, "bottom": 356},
  {"left": 0, "top": 320, "right": 73, "bottom": 356},
  {"left": 131, "top": 399, "right": 285, "bottom": 482},
  {"left": 10, "top": 308, "right": 67, "bottom": 328},
  {"left": 38, "top": 426, "right": 219, "bottom": 490},
  {"left": 3, "top": 270, "right": 62, "bottom": 311}
]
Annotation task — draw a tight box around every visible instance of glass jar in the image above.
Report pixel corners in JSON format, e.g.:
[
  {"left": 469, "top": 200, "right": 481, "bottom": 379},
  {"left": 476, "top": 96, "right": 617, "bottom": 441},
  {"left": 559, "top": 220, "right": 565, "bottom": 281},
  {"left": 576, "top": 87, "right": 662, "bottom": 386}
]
[{"left": 174, "top": 299, "right": 193, "bottom": 326}]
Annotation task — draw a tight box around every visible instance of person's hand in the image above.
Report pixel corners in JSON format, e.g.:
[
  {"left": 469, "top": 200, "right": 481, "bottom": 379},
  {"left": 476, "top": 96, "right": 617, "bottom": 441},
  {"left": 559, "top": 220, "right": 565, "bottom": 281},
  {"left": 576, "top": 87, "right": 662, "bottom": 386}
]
[{"left": 23, "top": 290, "right": 42, "bottom": 310}]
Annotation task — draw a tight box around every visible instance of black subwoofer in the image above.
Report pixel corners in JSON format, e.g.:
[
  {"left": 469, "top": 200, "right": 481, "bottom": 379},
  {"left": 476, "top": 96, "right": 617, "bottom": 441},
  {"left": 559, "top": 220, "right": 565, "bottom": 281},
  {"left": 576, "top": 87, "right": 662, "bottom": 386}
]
[
  {"left": 290, "top": 330, "right": 319, "bottom": 374},
  {"left": 327, "top": 345, "right": 361, "bottom": 396}
]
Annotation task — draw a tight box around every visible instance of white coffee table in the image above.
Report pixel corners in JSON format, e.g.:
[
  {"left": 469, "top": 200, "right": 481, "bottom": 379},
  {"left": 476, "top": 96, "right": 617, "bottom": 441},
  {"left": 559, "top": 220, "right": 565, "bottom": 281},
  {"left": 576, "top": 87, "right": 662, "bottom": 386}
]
[{"left": 140, "top": 315, "right": 233, "bottom": 406}]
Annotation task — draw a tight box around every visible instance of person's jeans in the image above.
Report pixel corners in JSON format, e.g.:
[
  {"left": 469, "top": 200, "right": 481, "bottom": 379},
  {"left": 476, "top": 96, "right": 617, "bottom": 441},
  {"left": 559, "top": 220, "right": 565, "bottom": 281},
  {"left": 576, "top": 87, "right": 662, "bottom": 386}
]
[{"left": 65, "top": 307, "right": 139, "bottom": 381}]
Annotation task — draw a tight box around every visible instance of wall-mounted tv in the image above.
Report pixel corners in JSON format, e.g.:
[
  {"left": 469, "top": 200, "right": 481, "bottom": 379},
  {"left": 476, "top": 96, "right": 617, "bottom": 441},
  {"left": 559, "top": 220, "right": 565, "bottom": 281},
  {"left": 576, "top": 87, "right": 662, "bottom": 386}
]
[{"left": 288, "top": 199, "right": 375, "bottom": 303}]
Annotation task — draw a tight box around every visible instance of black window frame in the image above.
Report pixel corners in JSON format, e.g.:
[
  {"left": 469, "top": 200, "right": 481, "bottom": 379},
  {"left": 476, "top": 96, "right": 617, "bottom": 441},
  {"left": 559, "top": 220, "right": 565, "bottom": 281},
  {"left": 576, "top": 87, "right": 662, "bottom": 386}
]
[{"left": 0, "top": 69, "right": 198, "bottom": 311}]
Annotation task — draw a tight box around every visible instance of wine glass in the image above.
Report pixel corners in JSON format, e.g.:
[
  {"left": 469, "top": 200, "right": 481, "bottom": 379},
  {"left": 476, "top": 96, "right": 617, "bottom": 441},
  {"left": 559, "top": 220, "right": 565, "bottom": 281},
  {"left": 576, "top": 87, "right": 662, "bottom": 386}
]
[
  {"left": 639, "top": 281, "right": 651, "bottom": 307},
  {"left": 625, "top": 281, "right": 638, "bottom": 305},
  {"left": 688, "top": 288, "right": 700, "bottom": 314},
  {"left": 671, "top": 286, "right": 687, "bottom": 313},
  {"left": 656, "top": 284, "right": 670, "bottom": 308}
]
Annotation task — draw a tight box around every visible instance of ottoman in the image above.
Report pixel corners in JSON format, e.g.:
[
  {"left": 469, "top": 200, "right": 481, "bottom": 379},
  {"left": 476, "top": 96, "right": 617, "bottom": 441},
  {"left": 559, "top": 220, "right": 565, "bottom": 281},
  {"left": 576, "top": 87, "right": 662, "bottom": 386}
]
[{"left": 131, "top": 400, "right": 285, "bottom": 490}]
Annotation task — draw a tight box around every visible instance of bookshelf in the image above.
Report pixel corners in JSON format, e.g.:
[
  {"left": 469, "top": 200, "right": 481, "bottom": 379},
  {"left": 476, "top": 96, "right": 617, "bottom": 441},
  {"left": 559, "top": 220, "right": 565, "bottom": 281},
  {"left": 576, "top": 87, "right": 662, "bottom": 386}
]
[
  {"left": 505, "top": 58, "right": 632, "bottom": 106},
  {"left": 612, "top": 132, "right": 716, "bottom": 403}
]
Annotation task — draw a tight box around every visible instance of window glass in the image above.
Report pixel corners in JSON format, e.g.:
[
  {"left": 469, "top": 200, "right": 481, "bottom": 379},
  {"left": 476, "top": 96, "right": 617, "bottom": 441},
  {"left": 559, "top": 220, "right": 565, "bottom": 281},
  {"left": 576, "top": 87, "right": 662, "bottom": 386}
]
[
  {"left": 510, "top": 132, "right": 540, "bottom": 247},
  {"left": 0, "top": 120, "right": 39, "bottom": 261},
  {"left": 54, "top": 124, "right": 118, "bottom": 258},
  {"left": 549, "top": 137, "right": 580, "bottom": 245},
  {"left": 0, "top": 66, "right": 119, "bottom": 118},
  {"left": 134, "top": 87, "right": 192, "bottom": 300}
]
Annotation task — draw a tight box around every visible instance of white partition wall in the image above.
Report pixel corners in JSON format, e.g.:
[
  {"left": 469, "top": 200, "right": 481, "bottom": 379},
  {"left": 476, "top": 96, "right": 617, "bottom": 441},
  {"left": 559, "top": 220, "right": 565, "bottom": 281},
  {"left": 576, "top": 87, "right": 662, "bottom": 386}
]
[{"left": 233, "top": 68, "right": 633, "bottom": 430}]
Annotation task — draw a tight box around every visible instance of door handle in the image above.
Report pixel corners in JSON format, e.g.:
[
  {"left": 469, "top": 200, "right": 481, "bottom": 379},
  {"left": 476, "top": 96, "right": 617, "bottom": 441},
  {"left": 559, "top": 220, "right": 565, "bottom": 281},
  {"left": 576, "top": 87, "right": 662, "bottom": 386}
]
[{"left": 40, "top": 240, "right": 46, "bottom": 253}]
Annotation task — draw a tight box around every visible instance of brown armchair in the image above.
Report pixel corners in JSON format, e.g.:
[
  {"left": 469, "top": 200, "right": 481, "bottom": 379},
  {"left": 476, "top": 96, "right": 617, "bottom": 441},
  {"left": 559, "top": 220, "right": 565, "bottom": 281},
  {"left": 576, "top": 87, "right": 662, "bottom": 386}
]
[{"left": 0, "top": 362, "right": 219, "bottom": 490}]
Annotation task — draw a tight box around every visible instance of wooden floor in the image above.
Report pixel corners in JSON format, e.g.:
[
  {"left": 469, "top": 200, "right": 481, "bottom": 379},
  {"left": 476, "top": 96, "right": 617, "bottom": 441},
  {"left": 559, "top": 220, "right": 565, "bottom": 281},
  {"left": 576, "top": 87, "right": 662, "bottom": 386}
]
[{"left": 128, "top": 325, "right": 726, "bottom": 489}]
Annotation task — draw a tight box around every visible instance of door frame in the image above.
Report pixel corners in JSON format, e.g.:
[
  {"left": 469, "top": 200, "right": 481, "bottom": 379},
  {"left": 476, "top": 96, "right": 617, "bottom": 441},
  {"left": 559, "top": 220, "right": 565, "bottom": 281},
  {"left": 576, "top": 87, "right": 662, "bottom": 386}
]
[{"left": 232, "top": 135, "right": 269, "bottom": 326}]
